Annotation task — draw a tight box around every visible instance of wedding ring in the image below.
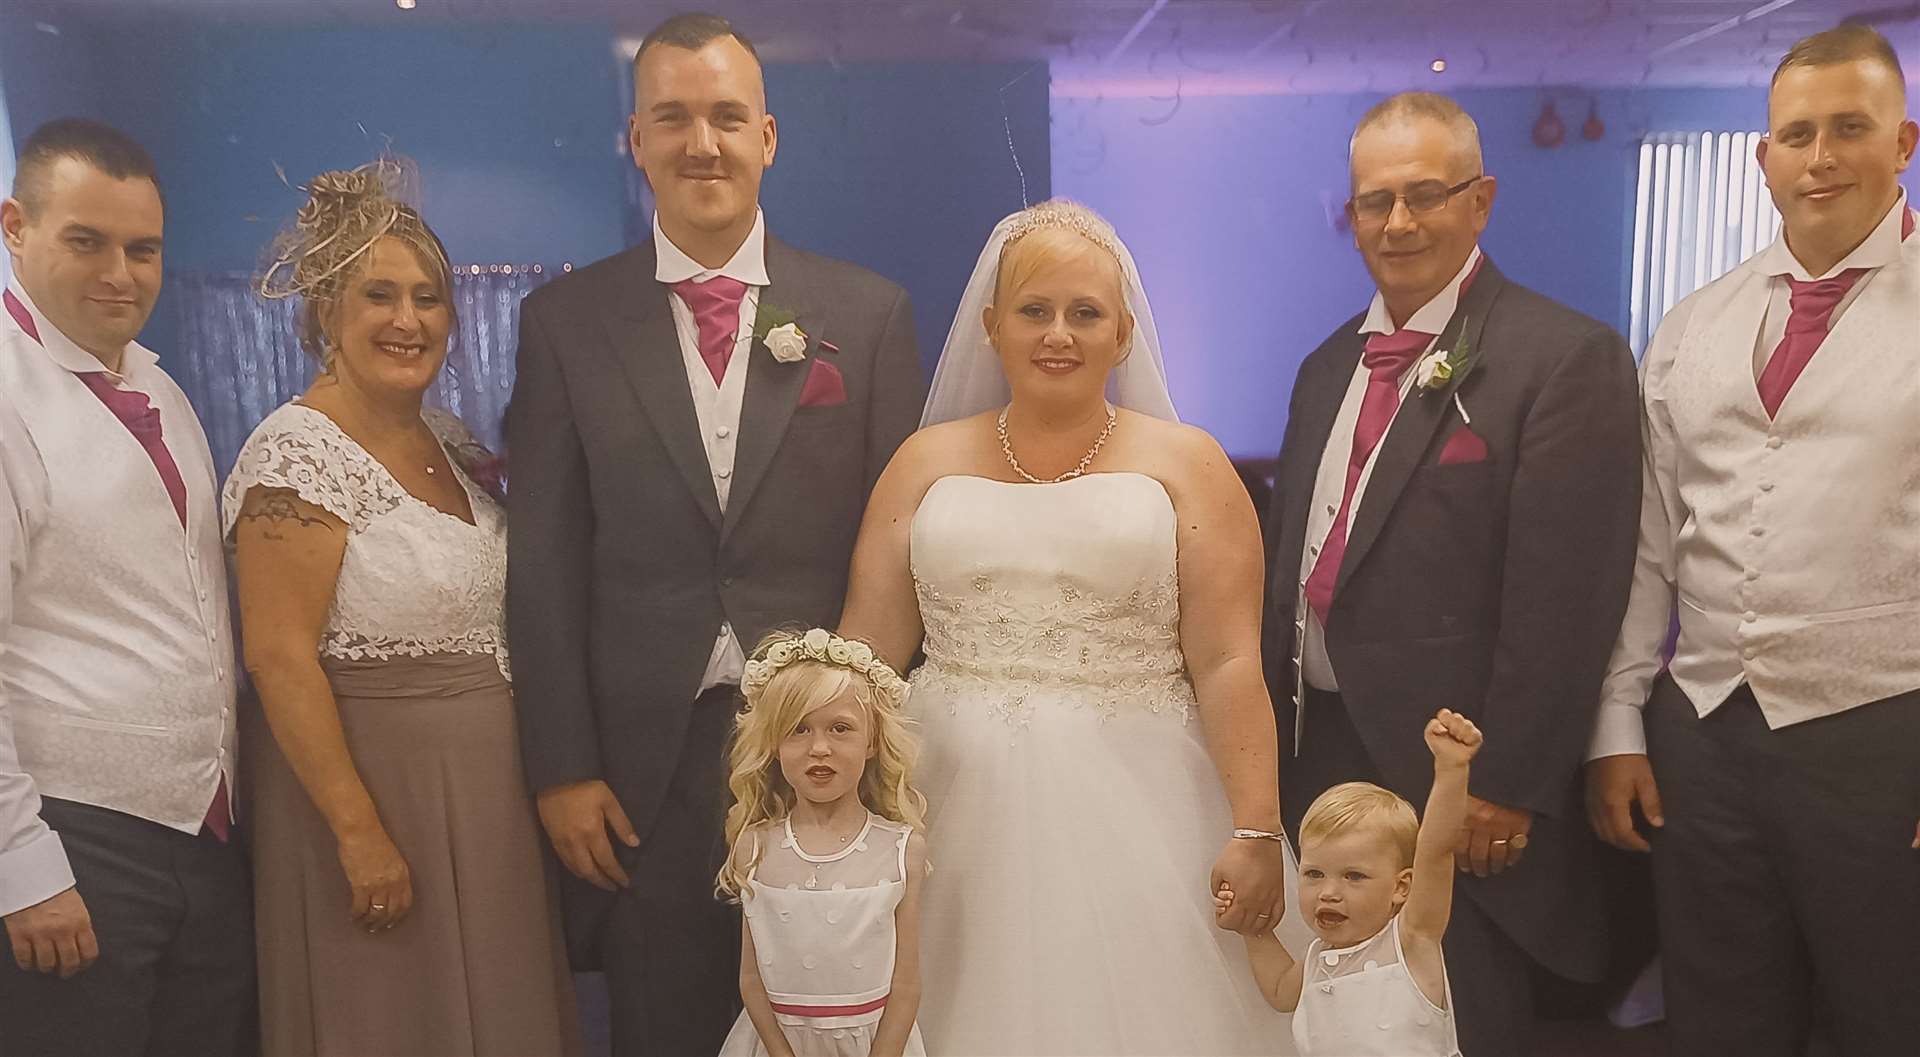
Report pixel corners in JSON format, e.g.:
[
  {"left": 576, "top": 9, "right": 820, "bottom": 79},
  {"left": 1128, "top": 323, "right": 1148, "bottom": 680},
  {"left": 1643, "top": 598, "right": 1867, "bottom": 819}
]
[
  {"left": 370, "top": 902, "right": 388, "bottom": 911},
  {"left": 1491, "top": 839, "right": 1508, "bottom": 847}
]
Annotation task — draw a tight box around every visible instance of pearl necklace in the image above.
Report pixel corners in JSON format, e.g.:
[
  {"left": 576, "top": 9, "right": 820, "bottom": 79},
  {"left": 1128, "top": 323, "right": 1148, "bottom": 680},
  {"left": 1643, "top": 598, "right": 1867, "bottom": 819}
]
[{"left": 997, "top": 405, "right": 1118, "bottom": 484}]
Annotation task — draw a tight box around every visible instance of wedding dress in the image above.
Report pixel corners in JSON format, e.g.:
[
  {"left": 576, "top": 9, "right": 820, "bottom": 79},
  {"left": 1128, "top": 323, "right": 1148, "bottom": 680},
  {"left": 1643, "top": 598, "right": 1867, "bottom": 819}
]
[{"left": 906, "top": 470, "right": 1306, "bottom": 1055}]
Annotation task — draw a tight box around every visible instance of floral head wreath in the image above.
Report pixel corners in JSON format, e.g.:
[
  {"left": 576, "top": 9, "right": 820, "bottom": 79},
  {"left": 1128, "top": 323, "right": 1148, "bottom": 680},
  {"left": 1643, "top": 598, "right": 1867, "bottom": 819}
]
[
  {"left": 1000, "top": 198, "right": 1127, "bottom": 273},
  {"left": 740, "top": 628, "right": 909, "bottom": 711}
]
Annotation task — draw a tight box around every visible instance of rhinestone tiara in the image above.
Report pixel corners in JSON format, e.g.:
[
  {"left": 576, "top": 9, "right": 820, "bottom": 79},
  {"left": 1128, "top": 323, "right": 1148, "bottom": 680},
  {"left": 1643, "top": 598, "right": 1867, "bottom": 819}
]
[{"left": 1000, "top": 199, "right": 1126, "bottom": 269}]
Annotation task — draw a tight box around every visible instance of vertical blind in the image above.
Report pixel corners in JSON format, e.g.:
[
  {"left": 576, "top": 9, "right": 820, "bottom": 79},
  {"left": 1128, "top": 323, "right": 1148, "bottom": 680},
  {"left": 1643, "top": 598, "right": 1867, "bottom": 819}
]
[{"left": 1627, "top": 131, "right": 1781, "bottom": 356}]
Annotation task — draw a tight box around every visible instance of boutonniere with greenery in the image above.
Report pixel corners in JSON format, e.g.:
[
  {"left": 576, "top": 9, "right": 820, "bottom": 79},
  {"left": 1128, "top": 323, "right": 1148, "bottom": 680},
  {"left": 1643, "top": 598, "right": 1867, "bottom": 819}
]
[
  {"left": 1414, "top": 319, "right": 1478, "bottom": 396},
  {"left": 753, "top": 303, "right": 809, "bottom": 363}
]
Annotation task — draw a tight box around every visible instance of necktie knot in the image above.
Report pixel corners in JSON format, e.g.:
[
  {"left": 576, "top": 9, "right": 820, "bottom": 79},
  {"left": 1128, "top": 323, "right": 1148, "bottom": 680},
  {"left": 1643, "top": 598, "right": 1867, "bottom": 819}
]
[
  {"left": 1361, "top": 329, "right": 1435, "bottom": 379},
  {"left": 671, "top": 275, "right": 749, "bottom": 314},
  {"left": 1783, "top": 272, "right": 1863, "bottom": 335}
]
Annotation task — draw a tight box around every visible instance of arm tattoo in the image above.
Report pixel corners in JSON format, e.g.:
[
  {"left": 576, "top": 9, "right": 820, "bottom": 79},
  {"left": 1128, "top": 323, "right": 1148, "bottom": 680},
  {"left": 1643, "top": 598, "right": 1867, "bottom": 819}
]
[{"left": 239, "top": 494, "right": 325, "bottom": 541}]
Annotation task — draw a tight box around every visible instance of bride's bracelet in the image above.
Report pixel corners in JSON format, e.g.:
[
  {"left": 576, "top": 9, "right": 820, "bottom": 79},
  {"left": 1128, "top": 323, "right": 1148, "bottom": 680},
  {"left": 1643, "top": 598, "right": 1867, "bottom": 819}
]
[{"left": 1231, "top": 828, "right": 1287, "bottom": 842}]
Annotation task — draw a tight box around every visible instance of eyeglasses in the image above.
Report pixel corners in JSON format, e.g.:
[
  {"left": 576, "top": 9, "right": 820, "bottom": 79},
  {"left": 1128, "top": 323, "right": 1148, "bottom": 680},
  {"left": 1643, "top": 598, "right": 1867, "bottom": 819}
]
[{"left": 1348, "top": 176, "right": 1483, "bottom": 222}]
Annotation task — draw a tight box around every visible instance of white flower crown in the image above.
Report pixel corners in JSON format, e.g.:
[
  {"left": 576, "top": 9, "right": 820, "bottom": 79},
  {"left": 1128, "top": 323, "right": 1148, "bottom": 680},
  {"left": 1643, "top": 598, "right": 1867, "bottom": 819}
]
[{"left": 740, "top": 628, "right": 910, "bottom": 710}]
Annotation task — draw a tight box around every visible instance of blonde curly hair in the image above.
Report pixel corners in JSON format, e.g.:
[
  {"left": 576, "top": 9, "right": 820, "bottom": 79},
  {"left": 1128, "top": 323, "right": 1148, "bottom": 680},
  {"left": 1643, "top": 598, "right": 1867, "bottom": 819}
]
[
  {"left": 257, "top": 156, "right": 456, "bottom": 368},
  {"left": 715, "top": 630, "right": 927, "bottom": 901}
]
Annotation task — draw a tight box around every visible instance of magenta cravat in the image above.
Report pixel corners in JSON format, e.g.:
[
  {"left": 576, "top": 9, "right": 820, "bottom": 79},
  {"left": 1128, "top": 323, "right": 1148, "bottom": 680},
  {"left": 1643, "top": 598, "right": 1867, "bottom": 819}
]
[
  {"left": 670, "top": 276, "right": 749, "bottom": 384},
  {"left": 1756, "top": 272, "right": 1864, "bottom": 418},
  {"left": 1757, "top": 209, "right": 1917, "bottom": 417},
  {"left": 1304, "top": 327, "right": 1434, "bottom": 621}
]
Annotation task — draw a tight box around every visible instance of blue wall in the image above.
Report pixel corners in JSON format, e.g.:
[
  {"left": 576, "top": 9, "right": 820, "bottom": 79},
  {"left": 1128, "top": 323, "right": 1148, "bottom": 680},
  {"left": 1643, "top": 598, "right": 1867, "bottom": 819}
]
[
  {"left": 1, "top": 7, "right": 1046, "bottom": 378},
  {"left": 1054, "top": 85, "right": 1915, "bottom": 458}
]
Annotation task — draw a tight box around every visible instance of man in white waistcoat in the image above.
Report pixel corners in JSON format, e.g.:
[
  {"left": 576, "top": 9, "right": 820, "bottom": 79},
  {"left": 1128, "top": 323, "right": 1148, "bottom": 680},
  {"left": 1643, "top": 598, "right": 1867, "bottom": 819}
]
[
  {"left": 1586, "top": 25, "right": 1920, "bottom": 1056},
  {"left": 0, "top": 118, "right": 252, "bottom": 1056}
]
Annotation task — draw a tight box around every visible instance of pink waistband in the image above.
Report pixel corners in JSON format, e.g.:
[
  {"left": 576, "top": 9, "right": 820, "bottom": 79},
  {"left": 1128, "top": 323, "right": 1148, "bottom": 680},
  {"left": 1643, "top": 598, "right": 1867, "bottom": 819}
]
[{"left": 769, "top": 994, "right": 888, "bottom": 1019}]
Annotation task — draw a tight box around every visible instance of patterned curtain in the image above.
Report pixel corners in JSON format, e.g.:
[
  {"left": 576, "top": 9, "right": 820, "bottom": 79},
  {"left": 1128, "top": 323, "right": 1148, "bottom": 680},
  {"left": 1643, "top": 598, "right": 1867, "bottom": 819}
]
[{"left": 171, "top": 266, "right": 549, "bottom": 474}]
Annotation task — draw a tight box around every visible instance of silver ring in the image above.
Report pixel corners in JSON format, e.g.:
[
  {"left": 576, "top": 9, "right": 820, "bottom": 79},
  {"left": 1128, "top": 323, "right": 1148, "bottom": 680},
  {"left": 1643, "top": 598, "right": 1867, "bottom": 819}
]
[
  {"left": 1490, "top": 839, "right": 1509, "bottom": 846},
  {"left": 370, "top": 902, "right": 388, "bottom": 911}
]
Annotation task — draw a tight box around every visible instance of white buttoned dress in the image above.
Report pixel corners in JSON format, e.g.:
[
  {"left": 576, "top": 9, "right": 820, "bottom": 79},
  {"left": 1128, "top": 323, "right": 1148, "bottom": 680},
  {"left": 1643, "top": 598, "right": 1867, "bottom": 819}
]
[
  {"left": 719, "top": 815, "right": 926, "bottom": 1057},
  {"left": 1292, "top": 915, "right": 1460, "bottom": 1056}
]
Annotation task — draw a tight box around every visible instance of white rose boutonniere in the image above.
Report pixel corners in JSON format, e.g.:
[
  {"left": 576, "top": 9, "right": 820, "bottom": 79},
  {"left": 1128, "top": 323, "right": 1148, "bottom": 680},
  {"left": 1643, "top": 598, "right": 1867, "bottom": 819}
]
[
  {"left": 1414, "top": 345, "right": 1453, "bottom": 391},
  {"left": 753, "top": 303, "right": 809, "bottom": 363},
  {"left": 765, "top": 322, "right": 807, "bottom": 363}
]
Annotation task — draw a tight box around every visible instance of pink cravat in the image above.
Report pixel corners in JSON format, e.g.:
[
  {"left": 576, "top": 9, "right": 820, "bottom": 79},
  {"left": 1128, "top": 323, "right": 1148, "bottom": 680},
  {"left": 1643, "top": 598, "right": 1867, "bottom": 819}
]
[
  {"left": 1756, "top": 208, "right": 1916, "bottom": 418},
  {"left": 1304, "top": 327, "right": 1434, "bottom": 621},
  {"left": 4, "top": 288, "right": 230, "bottom": 841},
  {"left": 670, "top": 276, "right": 750, "bottom": 384}
]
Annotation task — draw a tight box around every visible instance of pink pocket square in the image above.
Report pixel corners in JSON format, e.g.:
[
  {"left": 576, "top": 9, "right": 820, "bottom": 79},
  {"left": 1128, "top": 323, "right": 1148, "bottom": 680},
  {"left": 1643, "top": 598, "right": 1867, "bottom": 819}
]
[
  {"left": 798, "top": 357, "right": 847, "bottom": 408},
  {"left": 1437, "top": 425, "right": 1489, "bottom": 465}
]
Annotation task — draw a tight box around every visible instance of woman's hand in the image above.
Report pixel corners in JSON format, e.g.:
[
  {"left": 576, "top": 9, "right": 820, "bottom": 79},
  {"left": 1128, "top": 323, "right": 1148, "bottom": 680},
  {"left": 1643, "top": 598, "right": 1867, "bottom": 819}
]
[
  {"left": 337, "top": 823, "right": 413, "bottom": 932},
  {"left": 1210, "top": 836, "right": 1288, "bottom": 936}
]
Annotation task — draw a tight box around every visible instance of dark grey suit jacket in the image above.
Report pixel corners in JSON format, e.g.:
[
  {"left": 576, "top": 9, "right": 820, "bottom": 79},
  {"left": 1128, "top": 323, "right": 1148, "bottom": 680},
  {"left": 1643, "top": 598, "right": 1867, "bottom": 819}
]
[
  {"left": 505, "top": 233, "right": 923, "bottom": 843},
  {"left": 1264, "top": 260, "right": 1640, "bottom": 980}
]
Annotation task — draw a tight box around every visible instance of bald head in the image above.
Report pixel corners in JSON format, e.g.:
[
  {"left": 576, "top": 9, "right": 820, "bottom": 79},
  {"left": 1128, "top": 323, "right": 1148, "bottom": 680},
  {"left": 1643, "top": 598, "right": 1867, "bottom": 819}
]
[{"left": 1350, "top": 92, "right": 1484, "bottom": 188}]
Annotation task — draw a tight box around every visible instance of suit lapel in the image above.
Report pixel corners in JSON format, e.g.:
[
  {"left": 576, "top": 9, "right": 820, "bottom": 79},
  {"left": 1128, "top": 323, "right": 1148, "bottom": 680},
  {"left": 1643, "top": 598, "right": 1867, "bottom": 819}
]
[
  {"left": 722, "top": 236, "right": 813, "bottom": 545},
  {"left": 603, "top": 248, "right": 723, "bottom": 530},
  {"left": 1336, "top": 261, "right": 1507, "bottom": 598}
]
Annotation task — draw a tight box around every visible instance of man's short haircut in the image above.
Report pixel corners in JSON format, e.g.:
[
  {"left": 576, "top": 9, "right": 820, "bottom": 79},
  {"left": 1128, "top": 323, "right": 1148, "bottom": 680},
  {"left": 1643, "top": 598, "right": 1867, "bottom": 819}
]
[
  {"left": 1349, "top": 92, "right": 1485, "bottom": 183},
  {"left": 1775, "top": 23, "right": 1906, "bottom": 90},
  {"left": 11, "top": 117, "right": 162, "bottom": 218},
  {"left": 633, "top": 11, "right": 759, "bottom": 71}
]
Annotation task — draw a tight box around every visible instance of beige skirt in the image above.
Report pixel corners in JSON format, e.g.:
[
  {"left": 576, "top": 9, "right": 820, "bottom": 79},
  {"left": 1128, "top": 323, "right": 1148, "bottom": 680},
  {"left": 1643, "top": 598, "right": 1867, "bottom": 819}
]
[{"left": 249, "top": 652, "right": 581, "bottom": 1057}]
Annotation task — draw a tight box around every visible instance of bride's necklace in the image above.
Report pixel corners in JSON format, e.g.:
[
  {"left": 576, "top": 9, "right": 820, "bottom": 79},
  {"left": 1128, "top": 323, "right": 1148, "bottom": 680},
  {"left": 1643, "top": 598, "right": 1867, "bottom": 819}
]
[
  {"left": 998, "top": 405, "right": 1118, "bottom": 484},
  {"left": 786, "top": 813, "right": 874, "bottom": 890}
]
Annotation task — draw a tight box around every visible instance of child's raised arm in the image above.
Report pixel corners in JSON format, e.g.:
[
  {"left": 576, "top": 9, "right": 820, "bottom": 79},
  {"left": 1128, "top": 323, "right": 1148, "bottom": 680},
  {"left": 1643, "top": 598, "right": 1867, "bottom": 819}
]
[
  {"left": 1400, "top": 709, "right": 1482, "bottom": 948},
  {"left": 1217, "top": 882, "right": 1304, "bottom": 1012},
  {"left": 869, "top": 829, "right": 930, "bottom": 1057}
]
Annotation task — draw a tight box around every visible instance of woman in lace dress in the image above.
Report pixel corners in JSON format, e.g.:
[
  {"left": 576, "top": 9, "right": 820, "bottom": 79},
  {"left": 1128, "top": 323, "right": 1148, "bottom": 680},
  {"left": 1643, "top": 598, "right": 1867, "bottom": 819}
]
[
  {"left": 225, "top": 163, "right": 576, "bottom": 1056},
  {"left": 837, "top": 200, "right": 1308, "bottom": 1054}
]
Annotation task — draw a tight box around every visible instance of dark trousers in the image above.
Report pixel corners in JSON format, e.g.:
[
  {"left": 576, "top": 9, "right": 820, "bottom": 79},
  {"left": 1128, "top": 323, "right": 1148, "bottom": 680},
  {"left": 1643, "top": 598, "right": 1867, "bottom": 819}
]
[
  {"left": 605, "top": 687, "right": 742, "bottom": 1057},
  {"left": 1646, "top": 678, "right": 1920, "bottom": 1057},
  {"left": 1283, "top": 688, "right": 1536, "bottom": 1057},
  {"left": 0, "top": 797, "right": 255, "bottom": 1057}
]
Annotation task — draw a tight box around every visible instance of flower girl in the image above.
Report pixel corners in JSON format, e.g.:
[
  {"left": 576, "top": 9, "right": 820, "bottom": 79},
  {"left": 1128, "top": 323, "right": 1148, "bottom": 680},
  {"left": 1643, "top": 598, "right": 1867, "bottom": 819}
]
[
  {"left": 716, "top": 629, "right": 930, "bottom": 1057},
  {"left": 1218, "top": 709, "right": 1483, "bottom": 1056}
]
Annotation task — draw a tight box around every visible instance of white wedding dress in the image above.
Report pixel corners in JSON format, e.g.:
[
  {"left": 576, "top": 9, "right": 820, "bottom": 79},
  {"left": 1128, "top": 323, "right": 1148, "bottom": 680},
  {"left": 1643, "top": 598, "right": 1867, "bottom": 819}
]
[{"left": 907, "top": 471, "right": 1305, "bottom": 1055}]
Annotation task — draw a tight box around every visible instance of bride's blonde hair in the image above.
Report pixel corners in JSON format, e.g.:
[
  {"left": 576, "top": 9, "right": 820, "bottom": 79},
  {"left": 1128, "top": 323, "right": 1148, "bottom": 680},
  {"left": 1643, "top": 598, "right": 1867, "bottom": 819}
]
[
  {"left": 715, "top": 631, "right": 926, "bottom": 901},
  {"left": 989, "top": 199, "right": 1135, "bottom": 356}
]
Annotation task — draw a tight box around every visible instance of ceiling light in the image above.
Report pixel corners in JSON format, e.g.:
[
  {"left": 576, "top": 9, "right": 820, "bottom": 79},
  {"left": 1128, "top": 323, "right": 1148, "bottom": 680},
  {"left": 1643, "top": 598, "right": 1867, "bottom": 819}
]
[
  {"left": 1430, "top": 58, "right": 1447, "bottom": 74},
  {"left": 396, "top": 0, "right": 416, "bottom": 9}
]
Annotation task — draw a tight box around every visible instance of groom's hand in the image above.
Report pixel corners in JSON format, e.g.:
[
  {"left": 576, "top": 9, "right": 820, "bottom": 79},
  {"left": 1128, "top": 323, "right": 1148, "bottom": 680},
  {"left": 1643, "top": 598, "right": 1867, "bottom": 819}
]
[
  {"left": 1210, "top": 838, "right": 1288, "bottom": 936},
  {"left": 537, "top": 779, "right": 640, "bottom": 892}
]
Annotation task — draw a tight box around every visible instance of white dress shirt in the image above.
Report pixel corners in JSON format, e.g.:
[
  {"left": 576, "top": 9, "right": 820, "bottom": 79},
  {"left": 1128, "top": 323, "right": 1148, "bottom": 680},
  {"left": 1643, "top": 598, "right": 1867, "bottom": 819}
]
[
  {"left": 1296, "top": 247, "right": 1482, "bottom": 696},
  {"left": 0, "top": 280, "right": 237, "bottom": 916},
  {"left": 1590, "top": 192, "right": 1920, "bottom": 759},
  {"left": 654, "top": 211, "right": 770, "bottom": 695}
]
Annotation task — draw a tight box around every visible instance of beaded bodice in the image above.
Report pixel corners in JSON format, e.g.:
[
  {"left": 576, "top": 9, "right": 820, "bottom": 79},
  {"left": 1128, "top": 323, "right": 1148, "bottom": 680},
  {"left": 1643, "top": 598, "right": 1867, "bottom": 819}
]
[{"left": 909, "top": 473, "right": 1194, "bottom": 724}]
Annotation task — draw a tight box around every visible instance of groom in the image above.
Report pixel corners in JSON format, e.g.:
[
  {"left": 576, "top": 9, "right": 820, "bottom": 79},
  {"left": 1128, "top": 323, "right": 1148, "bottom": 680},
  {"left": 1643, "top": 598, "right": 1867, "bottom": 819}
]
[
  {"left": 506, "top": 13, "right": 924, "bottom": 1056},
  {"left": 1264, "top": 93, "right": 1640, "bottom": 1056}
]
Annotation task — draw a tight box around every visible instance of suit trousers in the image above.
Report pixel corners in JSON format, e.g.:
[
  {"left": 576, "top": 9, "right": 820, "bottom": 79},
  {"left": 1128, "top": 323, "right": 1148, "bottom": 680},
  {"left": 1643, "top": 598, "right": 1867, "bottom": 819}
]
[
  {"left": 1284, "top": 687, "right": 1537, "bottom": 1057},
  {"left": 1646, "top": 677, "right": 1920, "bottom": 1057},
  {"left": 604, "top": 686, "right": 743, "bottom": 1057},
  {"left": 0, "top": 797, "right": 255, "bottom": 1057}
]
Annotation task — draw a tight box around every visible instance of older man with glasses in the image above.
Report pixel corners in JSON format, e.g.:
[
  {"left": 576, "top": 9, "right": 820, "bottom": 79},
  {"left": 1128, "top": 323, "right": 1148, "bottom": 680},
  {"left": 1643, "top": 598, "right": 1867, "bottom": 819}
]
[{"left": 1262, "top": 91, "right": 1641, "bottom": 1056}]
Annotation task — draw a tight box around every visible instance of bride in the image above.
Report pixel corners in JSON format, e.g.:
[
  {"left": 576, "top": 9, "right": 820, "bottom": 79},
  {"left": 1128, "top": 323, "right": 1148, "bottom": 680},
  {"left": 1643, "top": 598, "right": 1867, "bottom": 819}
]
[{"left": 839, "top": 200, "right": 1306, "bottom": 1054}]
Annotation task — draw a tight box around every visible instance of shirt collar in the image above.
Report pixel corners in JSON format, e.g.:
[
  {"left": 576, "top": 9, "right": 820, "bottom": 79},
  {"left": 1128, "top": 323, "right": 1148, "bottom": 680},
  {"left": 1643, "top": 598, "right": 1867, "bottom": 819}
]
[
  {"left": 1755, "top": 187, "right": 1910, "bottom": 281},
  {"left": 4, "top": 276, "right": 157, "bottom": 380},
  {"left": 1359, "top": 246, "right": 1482, "bottom": 336},
  {"left": 653, "top": 209, "right": 770, "bottom": 287}
]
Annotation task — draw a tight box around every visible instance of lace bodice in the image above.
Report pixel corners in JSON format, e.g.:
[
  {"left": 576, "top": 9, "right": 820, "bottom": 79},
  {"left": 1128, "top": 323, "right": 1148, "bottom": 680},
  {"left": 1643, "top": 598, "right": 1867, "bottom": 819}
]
[
  {"left": 221, "top": 403, "right": 510, "bottom": 678},
  {"left": 909, "top": 473, "right": 1193, "bottom": 723}
]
